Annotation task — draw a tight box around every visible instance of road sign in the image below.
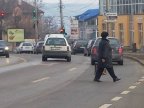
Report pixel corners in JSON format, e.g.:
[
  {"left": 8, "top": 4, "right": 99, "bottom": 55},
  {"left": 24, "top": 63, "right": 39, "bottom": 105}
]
[
  {"left": 105, "top": 13, "right": 117, "bottom": 16},
  {"left": 104, "top": 19, "right": 117, "bottom": 22}
]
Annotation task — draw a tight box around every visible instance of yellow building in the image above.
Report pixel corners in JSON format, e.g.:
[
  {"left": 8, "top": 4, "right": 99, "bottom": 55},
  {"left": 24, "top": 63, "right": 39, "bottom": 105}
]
[{"left": 98, "top": 0, "right": 144, "bottom": 49}]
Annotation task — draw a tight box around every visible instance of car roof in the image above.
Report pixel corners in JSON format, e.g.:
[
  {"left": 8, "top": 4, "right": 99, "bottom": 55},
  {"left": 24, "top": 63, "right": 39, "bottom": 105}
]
[
  {"left": 46, "top": 34, "right": 65, "bottom": 38},
  {"left": 96, "top": 37, "right": 118, "bottom": 39}
]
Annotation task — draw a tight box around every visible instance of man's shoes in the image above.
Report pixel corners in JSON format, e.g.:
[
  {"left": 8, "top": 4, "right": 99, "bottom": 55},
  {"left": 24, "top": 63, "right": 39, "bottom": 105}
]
[
  {"left": 113, "top": 78, "right": 121, "bottom": 82},
  {"left": 94, "top": 79, "right": 102, "bottom": 82}
]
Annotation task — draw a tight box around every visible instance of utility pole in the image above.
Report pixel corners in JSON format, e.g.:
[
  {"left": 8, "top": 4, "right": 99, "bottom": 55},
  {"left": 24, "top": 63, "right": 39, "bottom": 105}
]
[
  {"left": 106, "top": 0, "right": 109, "bottom": 33},
  {"left": 59, "top": 0, "right": 64, "bottom": 28},
  {"left": 34, "top": 0, "right": 38, "bottom": 43}
]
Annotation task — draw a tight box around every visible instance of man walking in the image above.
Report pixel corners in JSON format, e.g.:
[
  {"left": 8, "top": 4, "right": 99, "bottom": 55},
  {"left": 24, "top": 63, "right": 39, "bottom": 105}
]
[{"left": 94, "top": 31, "right": 120, "bottom": 82}]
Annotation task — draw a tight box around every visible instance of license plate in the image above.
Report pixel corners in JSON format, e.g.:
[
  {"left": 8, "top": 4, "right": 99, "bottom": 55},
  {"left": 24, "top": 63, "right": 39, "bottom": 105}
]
[
  {"left": 25, "top": 47, "right": 30, "bottom": 49},
  {"left": 0, "top": 50, "right": 3, "bottom": 52},
  {"left": 51, "top": 47, "right": 60, "bottom": 51}
]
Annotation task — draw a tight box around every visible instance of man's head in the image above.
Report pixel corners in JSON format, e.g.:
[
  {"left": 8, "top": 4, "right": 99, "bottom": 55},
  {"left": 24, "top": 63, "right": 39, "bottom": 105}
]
[{"left": 101, "top": 31, "right": 109, "bottom": 39}]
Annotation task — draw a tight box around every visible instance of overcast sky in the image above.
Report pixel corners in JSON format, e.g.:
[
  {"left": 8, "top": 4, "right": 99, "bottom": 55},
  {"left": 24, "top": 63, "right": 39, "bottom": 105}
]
[
  {"left": 43, "top": 0, "right": 99, "bottom": 4},
  {"left": 41, "top": 0, "right": 99, "bottom": 34}
]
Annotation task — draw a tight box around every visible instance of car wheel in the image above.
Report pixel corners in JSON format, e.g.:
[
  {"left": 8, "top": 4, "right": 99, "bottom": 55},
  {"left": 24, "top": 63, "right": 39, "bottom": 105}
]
[
  {"left": 42, "top": 56, "right": 47, "bottom": 61},
  {"left": 6, "top": 54, "right": 9, "bottom": 58},
  {"left": 118, "top": 60, "right": 123, "bottom": 65},
  {"left": 91, "top": 59, "right": 95, "bottom": 65},
  {"left": 67, "top": 57, "right": 71, "bottom": 62}
]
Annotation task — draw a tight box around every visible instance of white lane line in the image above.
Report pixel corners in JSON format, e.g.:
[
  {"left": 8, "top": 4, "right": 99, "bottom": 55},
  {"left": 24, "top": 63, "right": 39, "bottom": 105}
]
[
  {"left": 141, "top": 76, "right": 144, "bottom": 79},
  {"left": 138, "top": 79, "right": 144, "bottom": 82},
  {"left": 99, "top": 104, "right": 112, "bottom": 108},
  {"left": 32, "top": 77, "right": 50, "bottom": 83},
  {"left": 49, "top": 63, "right": 58, "bottom": 66},
  {"left": 69, "top": 68, "right": 77, "bottom": 71},
  {"left": 111, "top": 97, "right": 122, "bottom": 101},
  {"left": 40, "top": 63, "right": 57, "bottom": 66},
  {"left": 129, "top": 86, "right": 136, "bottom": 89},
  {"left": 121, "top": 91, "right": 130, "bottom": 94}
]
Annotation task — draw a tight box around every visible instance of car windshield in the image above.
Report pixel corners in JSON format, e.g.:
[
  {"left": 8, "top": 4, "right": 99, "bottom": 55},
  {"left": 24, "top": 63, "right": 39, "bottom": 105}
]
[
  {"left": 0, "top": 41, "right": 6, "bottom": 46},
  {"left": 46, "top": 38, "right": 66, "bottom": 46},
  {"left": 23, "top": 43, "right": 32, "bottom": 46}
]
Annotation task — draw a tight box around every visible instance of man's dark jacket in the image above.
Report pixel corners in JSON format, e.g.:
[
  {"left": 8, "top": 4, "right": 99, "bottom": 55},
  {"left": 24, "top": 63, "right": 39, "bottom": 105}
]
[{"left": 98, "top": 38, "right": 113, "bottom": 68}]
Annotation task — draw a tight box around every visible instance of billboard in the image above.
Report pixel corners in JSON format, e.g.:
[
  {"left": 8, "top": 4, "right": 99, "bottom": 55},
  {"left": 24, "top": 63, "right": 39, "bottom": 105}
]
[
  {"left": 70, "top": 19, "right": 79, "bottom": 39},
  {"left": 7, "top": 29, "right": 24, "bottom": 42}
]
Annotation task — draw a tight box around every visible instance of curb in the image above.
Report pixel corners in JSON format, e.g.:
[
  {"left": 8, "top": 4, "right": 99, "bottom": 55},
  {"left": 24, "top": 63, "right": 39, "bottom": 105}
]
[
  {"left": 0, "top": 57, "right": 26, "bottom": 67},
  {"left": 124, "top": 55, "right": 144, "bottom": 66}
]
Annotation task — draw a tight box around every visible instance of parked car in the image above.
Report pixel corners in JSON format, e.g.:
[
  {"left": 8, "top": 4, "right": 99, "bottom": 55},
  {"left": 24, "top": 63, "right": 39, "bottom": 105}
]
[
  {"left": 91, "top": 37, "right": 123, "bottom": 65},
  {"left": 42, "top": 34, "right": 71, "bottom": 62},
  {"left": 17, "top": 42, "right": 34, "bottom": 53},
  {"left": 0, "top": 40, "right": 9, "bottom": 58},
  {"left": 72, "top": 40, "right": 88, "bottom": 54},
  {"left": 34, "top": 41, "right": 44, "bottom": 54},
  {"left": 84, "top": 39, "right": 95, "bottom": 56}
]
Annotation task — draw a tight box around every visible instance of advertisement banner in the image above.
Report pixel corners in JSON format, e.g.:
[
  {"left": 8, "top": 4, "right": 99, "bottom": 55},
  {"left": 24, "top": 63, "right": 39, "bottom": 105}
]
[{"left": 7, "top": 29, "right": 24, "bottom": 42}]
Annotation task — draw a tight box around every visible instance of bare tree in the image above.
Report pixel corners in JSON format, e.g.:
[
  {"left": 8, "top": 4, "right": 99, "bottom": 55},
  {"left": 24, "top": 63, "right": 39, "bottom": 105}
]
[{"left": 42, "top": 16, "right": 59, "bottom": 35}]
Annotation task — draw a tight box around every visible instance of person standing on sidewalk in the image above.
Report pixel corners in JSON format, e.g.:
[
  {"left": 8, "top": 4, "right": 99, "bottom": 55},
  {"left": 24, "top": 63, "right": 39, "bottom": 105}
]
[{"left": 94, "top": 31, "right": 120, "bottom": 82}]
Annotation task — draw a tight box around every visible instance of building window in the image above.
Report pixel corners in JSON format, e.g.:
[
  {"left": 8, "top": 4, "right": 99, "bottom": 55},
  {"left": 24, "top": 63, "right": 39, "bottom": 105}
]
[
  {"left": 119, "top": 23, "right": 124, "bottom": 43},
  {"left": 102, "top": 23, "right": 106, "bottom": 31},
  {"left": 138, "top": 23, "right": 143, "bottom": 47}
]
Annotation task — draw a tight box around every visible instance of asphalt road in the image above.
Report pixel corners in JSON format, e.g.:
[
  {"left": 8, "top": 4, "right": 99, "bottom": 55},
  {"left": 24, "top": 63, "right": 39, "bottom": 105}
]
[{"left": 0, "top": 54, "right": 144, "bottom": 108}]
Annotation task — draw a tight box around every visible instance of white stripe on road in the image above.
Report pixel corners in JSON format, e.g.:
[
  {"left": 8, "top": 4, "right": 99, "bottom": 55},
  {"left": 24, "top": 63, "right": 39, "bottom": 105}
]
[
  {"left": 121, "top": 91, "right": 130, "bottom": 94},
  {"left": 99, "top": 104, "right": 112, "bottom": 108},
  {"left": 111, "top": 97, "right": 122, "bottom": 101},
  {"left": 69, "top": 68, "right": 77, "bottom": 71},
  {"left": 129, "top": 86, "right": 136, "bottom": 89},
  {"left": 141, "top": 76, "right": 144, "bottom": 79},
  {"left": 32, "top": 77, "right": 50, "bottom": 83},
  {"left": 40, "top": 63, "right": 57, "bottom": 66}
]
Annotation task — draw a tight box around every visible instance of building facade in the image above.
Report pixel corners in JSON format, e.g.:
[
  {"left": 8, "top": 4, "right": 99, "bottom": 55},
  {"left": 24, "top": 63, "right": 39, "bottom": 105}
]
[
  {"left": 98, "top": 0, "right": 144, "bottom": 49},
  {"left": 75, "top": 9, "right": 99, "bottom": 40}
]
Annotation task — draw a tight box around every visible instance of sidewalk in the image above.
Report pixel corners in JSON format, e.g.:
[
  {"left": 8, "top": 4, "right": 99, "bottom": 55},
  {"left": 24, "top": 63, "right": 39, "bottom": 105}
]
[
  {"left": 124, "top": 51, "right": 144, "bottom": 66},
  {"left": 0, "top": 55, "right": 25, "bottom": 67}
]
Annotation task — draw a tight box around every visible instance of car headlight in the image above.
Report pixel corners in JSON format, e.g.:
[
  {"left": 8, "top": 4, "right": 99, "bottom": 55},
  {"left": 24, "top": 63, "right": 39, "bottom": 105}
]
[{"left": 5, "top": 47, "right": 9, "bottom": 50}]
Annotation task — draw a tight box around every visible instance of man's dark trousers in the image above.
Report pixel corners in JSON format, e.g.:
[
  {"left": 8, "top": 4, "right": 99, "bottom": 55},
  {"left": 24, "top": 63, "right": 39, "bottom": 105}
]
[{"left": 95, "top": 66, "right": 117, "bottom": 80}]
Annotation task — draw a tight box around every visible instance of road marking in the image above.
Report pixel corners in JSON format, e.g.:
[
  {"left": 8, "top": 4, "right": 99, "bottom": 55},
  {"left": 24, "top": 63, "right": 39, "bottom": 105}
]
[
  {"left": 121, "top": 91, "right": 130, "bottom": 94},
  {"left": 129, "top": 86, "right": 136, "bottom": 89},
  {"left": 32, "top": 77, "right": 50, "bottom": 83},
  {"left": 99, "top": 104, "right": 112, "bottom": 108},
  {"left": 69, "top": 68, "right": 77, "bottom": 71},
  {"left": 111, "top": 97, "right": 122, "bottom": 101},
  {"left": 40, "top": 63, "right": 57, "bottom": 66},
  {"left": 138, "top": 79, "right": 144, "bottom": 82},
  {"left": 141, "top": 76, "right": 144, "bottom": 79}
]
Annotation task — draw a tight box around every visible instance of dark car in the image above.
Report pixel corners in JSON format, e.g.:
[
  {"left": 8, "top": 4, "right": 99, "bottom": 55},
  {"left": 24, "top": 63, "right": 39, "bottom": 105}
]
[
  {"left": 0, "top": 40, "right": 10, "bottom": 58},
  {"left": 84, "top": 39, "right": 95, "bottom": 56},
  {"left": 91, "top": 37, "right": 123, "bottom": 65},
  {"left": 34, "top": 41, "right": 44, "bottom": 54},
  {"left": 72, "top": 40, "right": 88, "bottom": 54}
]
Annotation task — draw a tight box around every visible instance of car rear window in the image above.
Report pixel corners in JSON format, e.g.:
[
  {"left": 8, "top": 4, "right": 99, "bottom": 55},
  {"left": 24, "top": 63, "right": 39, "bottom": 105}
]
[
  {"left": 37, "top": 42, "right": 44, "bottom": 46},
  {"left": 0, "top": 41, "right": 6, "bottom": 46},
  {"left": 95, "top": 38, "right": 120, "bottom": 46},
  {"left": 46, "top": 38, "right": 66, "bottom": 46},
  {"left": 75, "top": 41, "right": 87, "bottom": 47},
  {"left": 23, "top": 43, "right": 32, "bottom": 46}
]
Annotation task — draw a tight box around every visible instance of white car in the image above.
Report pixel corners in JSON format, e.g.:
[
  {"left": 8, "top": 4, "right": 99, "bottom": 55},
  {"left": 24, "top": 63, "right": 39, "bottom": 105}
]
[
  {"left": 42, "top": 34, "right": 71, "bottom": 62},
  {"left": 18, "top": 42, "right": 34, "bottom": 53}
]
